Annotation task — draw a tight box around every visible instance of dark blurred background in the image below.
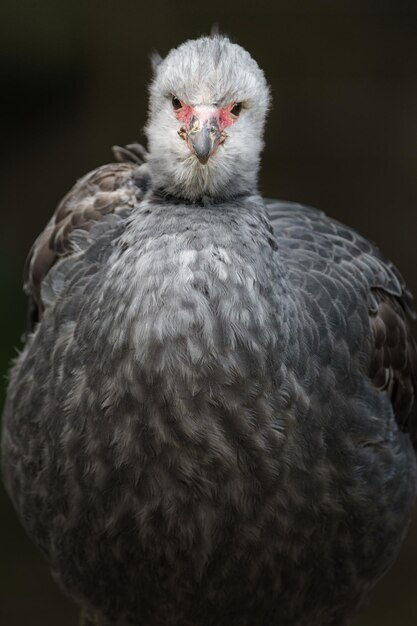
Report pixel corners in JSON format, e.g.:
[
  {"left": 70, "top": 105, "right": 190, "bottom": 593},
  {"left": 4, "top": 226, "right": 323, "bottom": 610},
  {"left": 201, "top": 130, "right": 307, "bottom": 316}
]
[{"left": 1, "top": 1, "right": 417, "bottom": 625}]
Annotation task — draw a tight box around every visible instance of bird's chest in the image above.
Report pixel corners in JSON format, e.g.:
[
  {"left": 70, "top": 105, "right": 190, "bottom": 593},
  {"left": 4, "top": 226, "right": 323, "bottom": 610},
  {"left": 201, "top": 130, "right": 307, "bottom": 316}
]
[
  {"left": 76, "top": 218, "right": 293, "bottom": 527},
  {"left": 99, "top": 220, "right": 282, "bottom": 395}
]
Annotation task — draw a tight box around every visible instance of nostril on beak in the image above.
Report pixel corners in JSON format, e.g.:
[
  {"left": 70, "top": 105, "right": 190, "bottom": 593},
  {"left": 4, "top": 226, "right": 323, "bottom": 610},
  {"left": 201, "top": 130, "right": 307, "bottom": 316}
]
[{"left": 178, "top": 127, "right": 187, "bottom": 140}]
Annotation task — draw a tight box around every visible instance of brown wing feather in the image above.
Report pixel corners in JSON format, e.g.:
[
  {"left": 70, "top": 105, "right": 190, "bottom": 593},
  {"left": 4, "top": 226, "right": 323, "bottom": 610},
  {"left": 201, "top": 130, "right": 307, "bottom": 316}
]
[
  {"left": 24, "top": 144, "right": 149, "bottom": 329},
  {"left": 369, "top": 288, "right": 417, "bottom": 443}
]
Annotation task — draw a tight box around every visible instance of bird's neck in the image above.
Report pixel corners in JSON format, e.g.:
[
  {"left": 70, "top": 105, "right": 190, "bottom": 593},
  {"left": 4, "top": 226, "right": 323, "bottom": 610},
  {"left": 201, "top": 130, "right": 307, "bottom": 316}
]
[{"left": 149, "top": 187, "right": 254, "bottom": 207}]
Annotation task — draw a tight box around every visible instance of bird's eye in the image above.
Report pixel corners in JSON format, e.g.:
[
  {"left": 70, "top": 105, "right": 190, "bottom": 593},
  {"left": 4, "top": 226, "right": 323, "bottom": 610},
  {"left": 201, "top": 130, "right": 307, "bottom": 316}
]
[
  {"left": 231, "top": 102, "right": 242, "bottom": 117},
  {"left": 172, "top": 95, "right": 182, "bottom": 110}
]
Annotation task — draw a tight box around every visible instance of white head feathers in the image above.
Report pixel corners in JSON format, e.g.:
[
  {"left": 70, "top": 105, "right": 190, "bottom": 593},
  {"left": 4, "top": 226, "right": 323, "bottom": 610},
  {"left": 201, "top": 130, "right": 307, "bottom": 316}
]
[{"left": 145, "top": 35, "right": 271, "bottom": 201}]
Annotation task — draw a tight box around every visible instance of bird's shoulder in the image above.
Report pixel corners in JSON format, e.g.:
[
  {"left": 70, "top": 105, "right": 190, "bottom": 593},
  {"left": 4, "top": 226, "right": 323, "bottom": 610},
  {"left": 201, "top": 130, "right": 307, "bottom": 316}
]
[
  {"left": 266, "top": 199, "right": 409, "bottom": 302},
  {"left": 24, "top": 143, "right": 150, "bottom": 330},
  {"left": 266, "top": 199, "right": 417, "bottom": 443}
]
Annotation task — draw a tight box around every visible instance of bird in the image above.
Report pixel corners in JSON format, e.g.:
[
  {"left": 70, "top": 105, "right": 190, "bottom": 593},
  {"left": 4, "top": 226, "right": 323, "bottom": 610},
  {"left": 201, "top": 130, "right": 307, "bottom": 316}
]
[{"left": 2, "top": 32, "right": 417, "bottom": 626}]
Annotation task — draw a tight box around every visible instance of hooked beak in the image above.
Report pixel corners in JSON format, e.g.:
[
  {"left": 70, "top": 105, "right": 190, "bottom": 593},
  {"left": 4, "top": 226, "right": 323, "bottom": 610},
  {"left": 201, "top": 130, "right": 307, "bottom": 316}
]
[{"left": 180, "top": 112, "right": 224, "bottom": 165}]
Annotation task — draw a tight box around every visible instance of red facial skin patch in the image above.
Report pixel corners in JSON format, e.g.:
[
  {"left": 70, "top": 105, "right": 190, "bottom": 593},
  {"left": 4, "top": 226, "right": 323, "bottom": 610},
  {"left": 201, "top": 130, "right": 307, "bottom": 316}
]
[
  {"left": 176, "top": 102, "right": 194, "bottom": 128},
  {"left": 175, "top": 100, "right": 240, "bottom": 132},
  {"left": 218, "top": 104, "right": 239, "bottom": 131}
]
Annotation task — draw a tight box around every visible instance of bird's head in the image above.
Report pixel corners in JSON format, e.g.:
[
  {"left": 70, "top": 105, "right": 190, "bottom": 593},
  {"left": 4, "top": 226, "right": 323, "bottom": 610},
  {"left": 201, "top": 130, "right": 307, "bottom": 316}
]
[{"left": 145, "top": 35, "right": 270, "bottom": 201}]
